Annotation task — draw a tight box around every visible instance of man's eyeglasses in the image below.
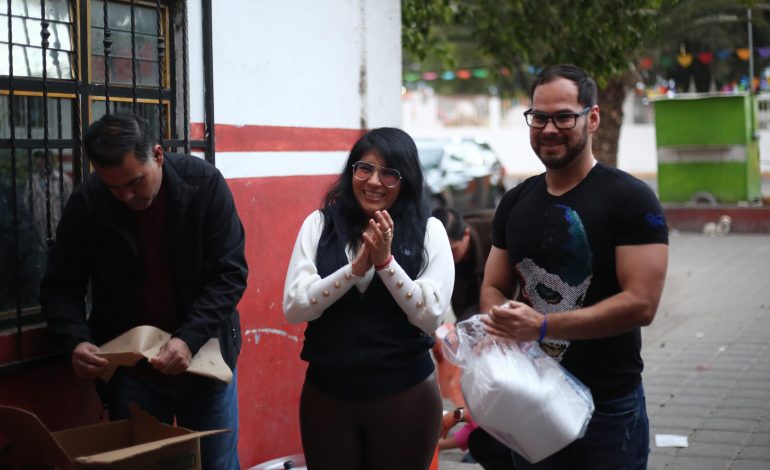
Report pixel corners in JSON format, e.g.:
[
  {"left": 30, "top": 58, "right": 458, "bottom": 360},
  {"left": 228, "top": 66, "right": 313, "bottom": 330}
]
[
  {"left": 352, "top": 161, "right": 402, "bottom": 188},
  {"left": 523, "top": 107, "right": 591, "bottom": 129}
]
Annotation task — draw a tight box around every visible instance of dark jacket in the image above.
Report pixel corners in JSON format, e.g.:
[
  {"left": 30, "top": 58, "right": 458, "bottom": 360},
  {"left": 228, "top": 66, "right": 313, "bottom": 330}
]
[{"left": 41, "top": 153, "right": 248, "bottom": 369}]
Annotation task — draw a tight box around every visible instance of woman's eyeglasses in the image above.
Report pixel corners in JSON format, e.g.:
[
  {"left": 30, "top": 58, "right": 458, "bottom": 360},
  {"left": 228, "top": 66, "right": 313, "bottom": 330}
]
[{"left": 352, "top": 161, "right": 402, "bottom": 188}]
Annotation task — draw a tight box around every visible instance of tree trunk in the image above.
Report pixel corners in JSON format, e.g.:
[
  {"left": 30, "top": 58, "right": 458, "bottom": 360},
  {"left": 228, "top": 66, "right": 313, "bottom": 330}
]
[{"left": 593, "top": 72, "right": 634, "bottom": 168}]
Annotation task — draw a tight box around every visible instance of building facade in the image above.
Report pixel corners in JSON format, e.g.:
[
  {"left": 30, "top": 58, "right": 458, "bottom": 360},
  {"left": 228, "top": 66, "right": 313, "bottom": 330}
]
[{"left": 0, "top": 0, "right": 402, "bottom": 465}]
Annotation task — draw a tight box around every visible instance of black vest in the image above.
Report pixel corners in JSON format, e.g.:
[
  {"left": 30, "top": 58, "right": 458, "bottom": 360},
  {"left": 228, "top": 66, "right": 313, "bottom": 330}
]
[{"left": 301, "top": 206, "right": 434, "bottom": 400}]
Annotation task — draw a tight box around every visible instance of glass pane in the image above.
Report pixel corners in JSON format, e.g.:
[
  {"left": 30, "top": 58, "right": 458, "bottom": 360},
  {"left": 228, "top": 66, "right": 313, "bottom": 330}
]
[
  {"left": 109, "top": 56, "right": 131, "bottom": 83},
  {"left": 0, "top": 146, "right": 75, "bottom": 313},
  {"left": 48, "top": 48, "right": 73, "bottom": 79},
  {"left": 0, "top": 94, "right": 76, "bottom": 314},
  {"left": 134, "top": 33, "right": 157, "bottom": 60},
  {"left": 0, "top": 44, "right": 31, "bottom": 76},
  {"left": 91, "top": 26, "right": 103, "bottom": 55},
  {"left": 134, "top": 5, "right": 159, "bottom": 35},
  {"left": 92, "top": 0, "right": 158, "bottom": 34},
  {"left": 136, "top": 58, "right": 159, "bottom": 86},
  {"left": 49, "top": 19, "right": 73, "bottom": 52},
  {"left": 0, "top": 13, "right": 73, "bottom": 78},
  {"left": 0, "top": 16, "right": 72, "bottom": 48},
  {"left": 91, "top": 2, "right": 163, "bottom": 87},
  {"left": 110, "top": 30, "right": 132, "bottom": 58},
  {"left": 0, "top": 44, "right": 72, "bottom": 78},
  {"left": 0, "top": 95, "right": 74, "bottom": 139},
  {"left": 91, "top": 100, "right": 167, "bottom": 139},
  {"left": 13, "top": 0, "right": 41, "bottom": 19},
  {"left": 8, "top": 0, "right": 69, "bottom": 21},
  {"left": 108, "top": 1, "right": 131, "bottom": 30},
  {"left": 91, "top": 54, "right": 159, "bottom": 86}
]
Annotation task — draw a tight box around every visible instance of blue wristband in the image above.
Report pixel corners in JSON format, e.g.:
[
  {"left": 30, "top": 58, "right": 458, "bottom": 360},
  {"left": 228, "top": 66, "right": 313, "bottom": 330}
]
[{"left": 538, "top": 315, "right": 547, "bottom": 342}]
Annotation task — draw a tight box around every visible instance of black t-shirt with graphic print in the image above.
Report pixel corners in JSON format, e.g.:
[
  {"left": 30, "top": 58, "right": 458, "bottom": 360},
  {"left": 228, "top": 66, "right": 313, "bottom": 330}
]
[{"left": 491, "top": 162, "right": 668, "bottom": 401}]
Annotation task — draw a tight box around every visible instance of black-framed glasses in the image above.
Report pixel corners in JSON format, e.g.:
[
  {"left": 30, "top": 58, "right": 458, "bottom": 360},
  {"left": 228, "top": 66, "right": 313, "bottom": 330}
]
[
  {"left": 352, "top": 161, "right": 402, "bottom": 188},
  {"left": 523, "top": 107, "right": 591, "bottom": 129}
]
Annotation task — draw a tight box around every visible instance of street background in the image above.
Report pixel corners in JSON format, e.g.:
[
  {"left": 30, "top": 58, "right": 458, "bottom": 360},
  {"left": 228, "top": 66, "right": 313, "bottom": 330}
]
[
  {"left": 440, "top": 232, "right": 770, "bottom": 470},
  {"left": 403, "top": 93, "right": 770, "bottom": 189}
]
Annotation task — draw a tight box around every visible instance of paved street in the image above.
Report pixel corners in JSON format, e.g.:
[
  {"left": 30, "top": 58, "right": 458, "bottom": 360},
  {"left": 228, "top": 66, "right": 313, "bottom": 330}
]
[{"left": 440, "top": 232, "right": 770, "bottom": 469}]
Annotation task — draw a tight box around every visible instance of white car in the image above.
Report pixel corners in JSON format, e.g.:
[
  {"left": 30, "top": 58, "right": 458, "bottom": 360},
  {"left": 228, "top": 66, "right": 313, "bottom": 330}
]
[{"left": 416, "top": 137, "right": 506, "bottom": 212}]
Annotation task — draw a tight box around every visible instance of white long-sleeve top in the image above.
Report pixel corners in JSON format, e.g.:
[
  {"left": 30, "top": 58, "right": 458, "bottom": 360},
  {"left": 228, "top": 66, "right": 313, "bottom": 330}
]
[{"left": 283, "top": 210, "right": 454, "bottom": 333}]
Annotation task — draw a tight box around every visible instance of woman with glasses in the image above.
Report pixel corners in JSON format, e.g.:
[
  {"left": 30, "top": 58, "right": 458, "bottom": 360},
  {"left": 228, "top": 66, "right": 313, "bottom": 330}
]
[{"left": 283, "top": 127, "right": 454, "bottom": 470}]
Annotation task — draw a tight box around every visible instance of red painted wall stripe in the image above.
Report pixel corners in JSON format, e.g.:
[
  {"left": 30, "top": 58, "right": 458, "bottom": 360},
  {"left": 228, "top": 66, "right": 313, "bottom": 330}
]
[
  {"left": 191, "top": 123, "right": 364, "bottom": 152},
  {"left": 229, "top": 174, "right": 336, "bottom": 465}
]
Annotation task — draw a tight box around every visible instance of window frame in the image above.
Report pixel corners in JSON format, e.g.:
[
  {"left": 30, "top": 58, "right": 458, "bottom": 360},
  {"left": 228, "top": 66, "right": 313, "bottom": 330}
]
[{"left": 0, "top": 0, "right": 188, "bottom": 364}]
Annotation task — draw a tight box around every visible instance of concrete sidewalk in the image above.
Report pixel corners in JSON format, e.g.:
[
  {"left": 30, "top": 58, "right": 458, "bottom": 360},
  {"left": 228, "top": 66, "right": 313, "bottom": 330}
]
[{"left": 439, "top": 233, "right": 770, "bottom": 470}]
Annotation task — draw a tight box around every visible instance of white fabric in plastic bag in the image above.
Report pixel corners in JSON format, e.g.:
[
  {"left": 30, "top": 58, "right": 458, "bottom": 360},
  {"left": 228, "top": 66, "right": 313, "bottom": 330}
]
[{"left": 439, "top": 316, "right": 594, "bottom": 463}]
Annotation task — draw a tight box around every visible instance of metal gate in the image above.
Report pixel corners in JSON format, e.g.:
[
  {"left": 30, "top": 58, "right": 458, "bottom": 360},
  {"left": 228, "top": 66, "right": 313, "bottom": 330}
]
[{"left": 0, "top": 0, "right": 215, "bottom": 366}]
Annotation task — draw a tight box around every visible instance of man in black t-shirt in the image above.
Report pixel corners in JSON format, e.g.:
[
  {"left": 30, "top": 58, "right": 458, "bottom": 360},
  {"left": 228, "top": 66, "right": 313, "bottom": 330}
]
[{"left": 480, "top": 65, "right": 668, "bottom": 469}]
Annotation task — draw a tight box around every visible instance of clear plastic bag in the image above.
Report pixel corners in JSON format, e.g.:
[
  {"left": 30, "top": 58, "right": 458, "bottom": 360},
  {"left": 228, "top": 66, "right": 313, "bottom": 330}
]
[{"left": 437, "top": 315, "right": 594, "bottom": 463}]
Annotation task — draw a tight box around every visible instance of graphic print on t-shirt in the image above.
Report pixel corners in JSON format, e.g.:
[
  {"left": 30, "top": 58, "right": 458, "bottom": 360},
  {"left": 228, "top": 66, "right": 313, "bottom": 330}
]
[{"left": 515, "top": 204, "right": 592, "bottom": 360}]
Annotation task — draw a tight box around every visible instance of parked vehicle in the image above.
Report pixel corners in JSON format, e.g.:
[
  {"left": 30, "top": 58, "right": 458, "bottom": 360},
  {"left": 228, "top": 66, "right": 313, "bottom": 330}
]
[{"left": 416, "top": 137, "right": 506, "bottom": 213}]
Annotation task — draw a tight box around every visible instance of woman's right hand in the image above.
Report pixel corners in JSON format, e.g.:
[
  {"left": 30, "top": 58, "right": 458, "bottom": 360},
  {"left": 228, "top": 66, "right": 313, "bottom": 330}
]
[
  {"left": 351, "top": 238, "right": 373, "bottom": 277},
  {"left": 363, "top": 210, "right": 394, "bottom": 266}
]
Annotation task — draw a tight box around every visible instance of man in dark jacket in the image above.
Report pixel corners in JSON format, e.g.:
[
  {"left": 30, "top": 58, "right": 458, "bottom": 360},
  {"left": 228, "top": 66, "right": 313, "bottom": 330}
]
[{"left": 41, "top": 113, "right": 248, "bottom": 470}]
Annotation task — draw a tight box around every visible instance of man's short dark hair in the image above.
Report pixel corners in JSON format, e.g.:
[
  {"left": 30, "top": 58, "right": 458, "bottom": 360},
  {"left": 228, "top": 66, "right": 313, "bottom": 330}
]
[
  {"left": 529, "top": 64, "right": 598, "bottom": 108},
  {"left": 432, "top": 206, "right": 466, "bottom": 241},
  {"left": 84, "top": 113, "right": 156, "bottom": 168}
]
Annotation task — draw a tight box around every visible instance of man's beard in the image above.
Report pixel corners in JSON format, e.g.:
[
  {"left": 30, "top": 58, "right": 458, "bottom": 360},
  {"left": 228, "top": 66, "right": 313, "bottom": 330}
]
[{"left": 535, "top": 122, "right": 588, "bottom": 170}]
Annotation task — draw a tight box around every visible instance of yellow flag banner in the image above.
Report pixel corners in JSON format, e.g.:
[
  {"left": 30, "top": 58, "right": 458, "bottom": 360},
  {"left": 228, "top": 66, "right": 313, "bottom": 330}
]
[{"left": 677, "top": 53, "right": 693, "bottom": 68}]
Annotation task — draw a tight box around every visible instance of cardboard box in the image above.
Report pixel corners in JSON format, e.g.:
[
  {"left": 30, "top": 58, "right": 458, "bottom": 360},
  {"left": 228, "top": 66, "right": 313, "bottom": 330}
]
[{"left": 0, "top": 404, "right": 226, "bottom": 469}]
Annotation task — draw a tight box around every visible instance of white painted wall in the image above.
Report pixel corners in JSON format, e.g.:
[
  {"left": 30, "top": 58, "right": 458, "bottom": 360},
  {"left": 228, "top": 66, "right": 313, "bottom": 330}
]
[
  {"left": 184, "top": 0, "right": 402, "bottom": 179},
  {"left": 202, "top": 0, "right": 401, "bottom": 129},
  {"left": 187, "top": 1, "right": 205, "bottom": 124},
  {"left": 215, "top": 151, "right": 350, "bottom": 179},
  {"left": 617, "top": 125, "right": 658, "bottom": 175},
  {"left": 360, "top": 0, "right": 402, "bottom": 128}
]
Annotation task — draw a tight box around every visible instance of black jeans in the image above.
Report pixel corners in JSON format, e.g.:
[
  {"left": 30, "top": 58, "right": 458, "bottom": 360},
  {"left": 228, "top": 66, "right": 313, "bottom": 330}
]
[
  {"left": 512, "top": 384, "right": 649, "bottom": 470},
  {"left": 468, "top": 427, "right": 516, "bottom": 470}
]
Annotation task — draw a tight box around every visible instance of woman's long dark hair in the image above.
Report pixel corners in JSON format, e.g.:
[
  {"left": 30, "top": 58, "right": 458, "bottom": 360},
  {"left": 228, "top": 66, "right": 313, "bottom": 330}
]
[{"left": 321, "top": 128, "right": 430, "bottom": 277}]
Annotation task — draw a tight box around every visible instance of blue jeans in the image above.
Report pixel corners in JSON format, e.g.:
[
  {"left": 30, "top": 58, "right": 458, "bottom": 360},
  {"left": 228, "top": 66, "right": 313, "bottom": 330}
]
[
  {"left": 99, "top": 367, "right": 240, "bottom": 470},
  {"left": 512, "top": 384, "right": 649, "bottom": 470}
]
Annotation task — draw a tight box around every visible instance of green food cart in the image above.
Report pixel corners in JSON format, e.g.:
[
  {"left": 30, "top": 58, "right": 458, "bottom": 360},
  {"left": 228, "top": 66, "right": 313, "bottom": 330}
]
[{"left": 653, "top": 92, "right": 762, "bottom": 204}]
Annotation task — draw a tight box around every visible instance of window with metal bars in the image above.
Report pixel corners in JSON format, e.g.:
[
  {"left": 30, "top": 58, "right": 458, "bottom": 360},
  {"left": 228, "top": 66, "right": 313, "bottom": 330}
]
[{"left": 0, "top": 0, "right": 204, "bottom": 363}]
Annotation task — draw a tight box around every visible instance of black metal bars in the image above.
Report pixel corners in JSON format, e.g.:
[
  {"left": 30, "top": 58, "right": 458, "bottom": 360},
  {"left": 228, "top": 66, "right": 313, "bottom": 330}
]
[{"left": 0, "top": 0, "right": 210, "bottom": 368}]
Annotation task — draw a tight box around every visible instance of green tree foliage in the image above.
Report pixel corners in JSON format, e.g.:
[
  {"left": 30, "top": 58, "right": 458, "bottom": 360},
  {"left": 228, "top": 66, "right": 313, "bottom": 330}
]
[
  {"left": 402, "top": 0, "right": 770, "bottom": 166},
  {"left": 403, "top": 0, "right": 661, "bottom": 86},
  {"left": 401, "top": 0, "right": 455, "bottom": 65},
  {"left": 458, "top": 0, "right": 660, "bottom": 88},
  {"left": 402, "top": 0, "right": 663, "bottom": 166},
  {"left": 643, "top": 0, "right": 770, "bottom": 92}
]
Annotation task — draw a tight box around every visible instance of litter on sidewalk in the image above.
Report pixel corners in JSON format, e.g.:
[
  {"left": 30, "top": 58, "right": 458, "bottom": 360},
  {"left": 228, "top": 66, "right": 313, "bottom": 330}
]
[{"left": 655, "top": 434, "right": 689, "bottom": 448}]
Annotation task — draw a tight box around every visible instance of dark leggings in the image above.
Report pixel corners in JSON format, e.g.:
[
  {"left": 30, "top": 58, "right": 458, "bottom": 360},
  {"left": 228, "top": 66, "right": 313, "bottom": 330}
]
[{"left": 299, "top": 374, "right": 443, "bottom": 470}]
